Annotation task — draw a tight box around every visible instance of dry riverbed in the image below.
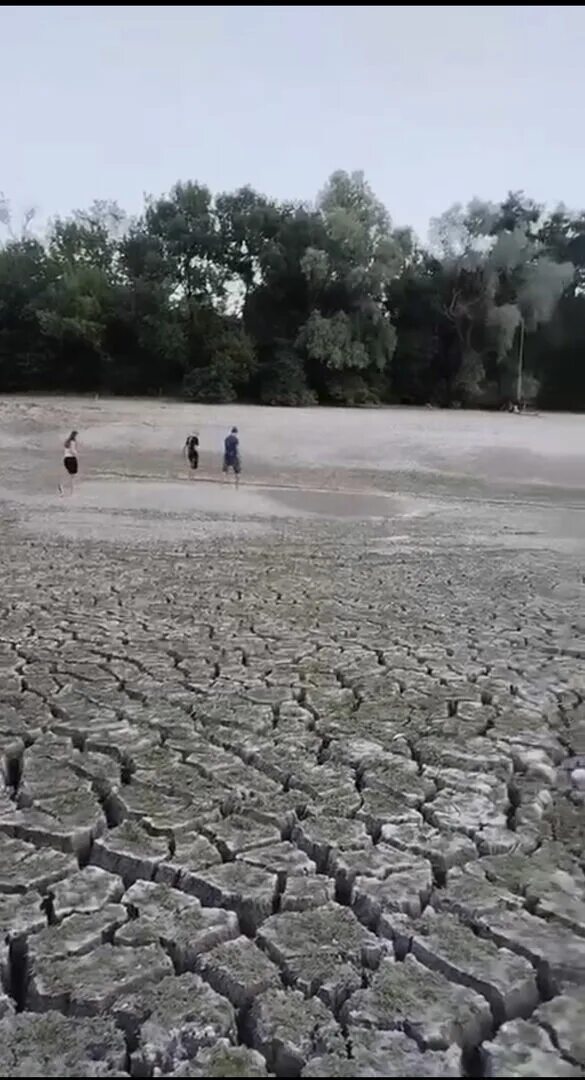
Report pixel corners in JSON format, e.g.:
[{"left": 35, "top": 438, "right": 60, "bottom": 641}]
[{"left": 0, "top": 397, "right": 584, "bottom": 1077}]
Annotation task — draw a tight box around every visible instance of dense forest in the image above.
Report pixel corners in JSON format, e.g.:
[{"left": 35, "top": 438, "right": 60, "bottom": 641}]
[{"left": 1, "top": 171, "right": 584, "bottom": 409}]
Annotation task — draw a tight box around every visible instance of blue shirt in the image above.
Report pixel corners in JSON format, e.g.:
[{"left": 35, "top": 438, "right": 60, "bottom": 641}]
[{"left": 224, "top": 433, "right": 239, "bottom": 463}]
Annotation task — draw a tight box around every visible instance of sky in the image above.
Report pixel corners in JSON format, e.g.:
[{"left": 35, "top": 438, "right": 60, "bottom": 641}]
[{"left": 1, "top": 5, "right": 584, "bottom": 242}]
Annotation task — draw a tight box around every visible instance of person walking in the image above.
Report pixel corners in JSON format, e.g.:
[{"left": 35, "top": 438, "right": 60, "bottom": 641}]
[
  {"left": 59, "top": 430, "right": 79, "bottom": 496},
  {"left": 184, "top": 432, "right": 200, "bottom": 475},
  {"left": 222, "top": 426, "right": 241, "bottom": 487}
]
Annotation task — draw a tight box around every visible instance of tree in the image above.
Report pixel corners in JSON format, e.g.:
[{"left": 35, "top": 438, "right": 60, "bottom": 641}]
[
  {"left": 110, "top": 222, "right": 186, "bottom": 393},
  {"left": 215, "top": 186, "right": 281, "bottom": 310},
  {"left": 0, "top": 193, "right": 36, "bottom": 244},
  {"left": 0, "top": 176, "right": 583, "bottom": 408},
  {"left": 428, "top": 198, "right": 574, "bottom": 404},
  {"left": 144, "top": 182, "right": 224, "bottom": 309},
  {"left": 293, "top": 171, "right": 410, "bottom": 402},
  {"left": 49, "top": 200, "right": 126, "bottom": 274},
  {"left": 0, "top": 239, "right": 55, "bottom": 389},
  {"left": 32, "top": 204, "right": 128, "bottom": 391},
  {"left": 182, "top": 311, "right": 256, "bottom": 402},
  {"left": 36, "top": 264, "right": 110, "bottom": 391},
  {"left": 386, "top": 252, "right": 456, "bottom": 405},
  {"left": 243, "top": 205, "right": 326, "bottom": 403}
]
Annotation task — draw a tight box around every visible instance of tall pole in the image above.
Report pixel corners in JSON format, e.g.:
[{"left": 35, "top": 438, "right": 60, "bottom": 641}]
[{"left": 516, "top": 315, "right": 525, "bottom": 406}]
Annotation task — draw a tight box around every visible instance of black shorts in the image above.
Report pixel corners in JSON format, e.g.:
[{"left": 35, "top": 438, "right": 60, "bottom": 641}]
[
  {"left": 188, "top": 451, "right": 199, "bottom": 469},
  {"left": 64, "top": 457, "right": 78, "bottom": 476},
  {"left": 223, "top": 457, "right": 241, "bottom": 474}
]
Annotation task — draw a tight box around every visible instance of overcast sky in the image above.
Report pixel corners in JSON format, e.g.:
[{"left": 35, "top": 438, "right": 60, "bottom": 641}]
[{"left": 1, "top": 5, "right": 584, "bottom": 241}]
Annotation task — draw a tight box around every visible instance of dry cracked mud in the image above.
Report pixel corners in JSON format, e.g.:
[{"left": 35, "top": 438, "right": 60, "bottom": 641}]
[{"left": 0, "top": 398, "right": 585, "bottom": 1076}]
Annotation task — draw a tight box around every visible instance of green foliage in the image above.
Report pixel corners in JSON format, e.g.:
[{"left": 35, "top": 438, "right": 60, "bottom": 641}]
[
  {"left": 254, "top": 343, "right": 317, "bottom": 407},
  {"left": 299, "top": 311, "right": 366, "bottom": 371},
  {"left": 0, "top": 239, "right": 55, "bottom": 388},
  {"left": 215, "top": 186, "right": 281, "bottom": 307},
  {"left": 182, "top": 314, "right": 256, "bottom": 403},
  {"left": 0, "top": 176, "right": 583, "bottom": 407}
]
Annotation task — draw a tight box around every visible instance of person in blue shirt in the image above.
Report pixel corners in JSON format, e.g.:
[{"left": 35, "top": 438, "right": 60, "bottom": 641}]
[{"left": 223, "top": 426, "right": 241, "bottom": 487}]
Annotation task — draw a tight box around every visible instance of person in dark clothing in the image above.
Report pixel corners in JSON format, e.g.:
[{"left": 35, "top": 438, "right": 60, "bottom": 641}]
[
  {"left": 223, "top": 426, "right": 241, "bottom": 487},
  {"left": 184, "top": 433, "right": 199, "bottom": 474}
]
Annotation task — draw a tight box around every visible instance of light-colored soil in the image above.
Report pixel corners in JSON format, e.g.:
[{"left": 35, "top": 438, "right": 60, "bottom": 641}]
[
  {"left": 0, "top": 395, "right": 584, "bottom": 1077},
  {"left": 1, "top": 395, "right": 584, "bottom": 545},
  {"left": 2, "top": 394, "right": 585, "bottom": 485}
]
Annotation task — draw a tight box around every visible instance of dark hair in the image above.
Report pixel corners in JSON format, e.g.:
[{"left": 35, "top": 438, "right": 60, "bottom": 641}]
[
  {"left": 231, "top": 427, "right": 238, "bottom": 434},
  {"left": 64, "top": 430, "right": 78, "bottom": 448}
]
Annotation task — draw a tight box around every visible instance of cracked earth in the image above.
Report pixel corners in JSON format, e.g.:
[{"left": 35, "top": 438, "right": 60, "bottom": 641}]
[{"left": 1, "top": 398, "right": 585, "bottom": 1077}]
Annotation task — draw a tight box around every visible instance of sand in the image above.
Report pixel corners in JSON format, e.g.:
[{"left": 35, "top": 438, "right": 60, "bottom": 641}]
[{"left": 0, "top": 395, "right": 584, "bottom": 549}]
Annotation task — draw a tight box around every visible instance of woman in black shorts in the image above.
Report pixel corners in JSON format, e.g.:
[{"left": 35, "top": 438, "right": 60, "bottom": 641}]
[{"left": 60, "top": 430, "right": 78, "bottom": 495}]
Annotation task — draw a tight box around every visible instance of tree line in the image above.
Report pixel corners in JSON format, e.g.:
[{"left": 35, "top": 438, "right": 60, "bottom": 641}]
[{"left": 1, "top": 172, "right": 584, "bottom": 409}]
